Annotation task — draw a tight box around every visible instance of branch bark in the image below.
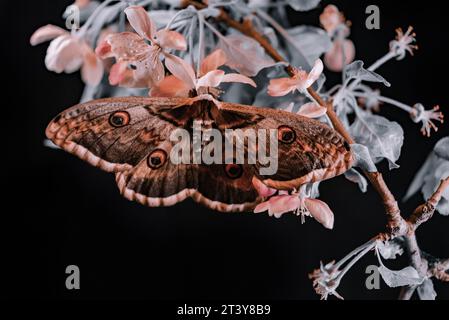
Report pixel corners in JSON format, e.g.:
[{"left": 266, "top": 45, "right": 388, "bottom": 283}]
[{"left": 182, "top": 0, "right": 448, "bottom": 298}]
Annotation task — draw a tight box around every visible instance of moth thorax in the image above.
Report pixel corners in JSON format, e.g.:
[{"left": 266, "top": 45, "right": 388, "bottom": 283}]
[{"left": 195, "top": 87, "right": 222, "bottom": 99}]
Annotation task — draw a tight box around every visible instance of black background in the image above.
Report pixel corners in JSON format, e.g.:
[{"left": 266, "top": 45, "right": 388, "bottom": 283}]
[{"left": 1, "top": 0, "right": 448, "bottom": 300}]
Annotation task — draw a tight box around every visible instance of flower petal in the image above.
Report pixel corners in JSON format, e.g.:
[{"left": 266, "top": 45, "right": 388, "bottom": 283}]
[
  {"left": 164, "top": 53, "right": 196, "bottom": 89},
  {"left": 134, "top": 46, "right": 165, "bottom": 85},
  {"left": 320, "top": 5, "right": 343, "bottom": 33},
  {"left": 196, "top": 70, "right": 225, "bottom": 88},
  {"left": 124, "top": 5, "right": 156, "bottom": 41},
  {"left": 81, "top": 45, "right": 104, "bottom": 86},
  {"left": 105, "top": 32, "right": 150, "bottom": 61},
  {"left": 267, "top": 77, "right": 299, "bottom": 97},
  {"left": 95, "top": 39, "right": 113, "bottom": 59},
  {"left": 221, "top": 73, "right": 257, "bottom": 87},
  {"left": 30, "top": 24, "right": 68, "bottom": 46},
  {"left": 155, "top": 29, "right": 187, "bottom": 51},
  {"left": 45, "top": 35, "right": 83, "bottom": 73},
  {"left": 304, "top": 198, "right": 334, "bottom": 229},
  {"left": 303, "top": 59, "right": 323, "bottom": 88},
  {"left": 150, "top": 75, "right": 191, "bottom": 97},
  {"left": 269, "top": 195, "right": 301, "bottom": 218},
  {"left": 324, "top": 39, "right": 355, "bottom": 72},
  {"left": 108, "top": 61, "right": 128, "bottom": 86},
  {"left": 200, "top": 49, "right": 227, "bottom": 76},
  {"left": 252, "top": 177, "right": 277, "bottom": 198},
  {"left": 297, "top": 102, "right": 327, "bottom": 118},
  {"left": 254, "top": 201, "right": 271, "bottom": 214}
]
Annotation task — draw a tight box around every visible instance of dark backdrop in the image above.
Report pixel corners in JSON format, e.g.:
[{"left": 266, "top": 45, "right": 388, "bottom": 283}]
[{"left": 1, "top": 0, "right": 448, "bottom": 300}]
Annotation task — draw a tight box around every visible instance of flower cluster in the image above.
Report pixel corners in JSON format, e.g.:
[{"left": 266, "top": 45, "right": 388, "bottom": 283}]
[
  {"left": 252, "top": 177, "right": 334, "bottom": 230},
  {"left": 31, "top": 0, "right": 447, "bottom": 300},
  {"left": 320, "top": 5, "right": 355, "bottom": 72}
]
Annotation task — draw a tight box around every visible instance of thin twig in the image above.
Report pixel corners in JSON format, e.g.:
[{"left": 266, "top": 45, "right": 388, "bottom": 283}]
[{"left": 409, "top": 178, "right": 449, "bottom": 230}]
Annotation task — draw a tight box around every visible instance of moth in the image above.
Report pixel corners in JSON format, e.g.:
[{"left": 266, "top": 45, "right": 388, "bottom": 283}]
[{"left": 46, "top": 96, "right": 354, "bottom": 212}]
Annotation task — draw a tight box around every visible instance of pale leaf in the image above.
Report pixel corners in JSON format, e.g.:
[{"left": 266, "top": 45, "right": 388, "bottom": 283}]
[
  {"left": 218, "top": 34, "right": 278, "bottom": 76},
  {"left": 378, "top": 265, "right": 424, "bottom": 288},
  {"left": 350, "top": 112, "right": 404, "bottom": 170}
]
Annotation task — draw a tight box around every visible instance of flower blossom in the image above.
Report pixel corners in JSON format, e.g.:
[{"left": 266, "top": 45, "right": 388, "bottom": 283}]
[
  {"left": 252, "top": 177, "right": 334, "bottom": 229},
  {"left": 96, "top": 5, "right": 187, "bottom": 88},
  {"left": 309, "top": 261, "right": 344, "bottom": 300},
  {"left": 411, "top": 103, "right": 444, "bottom": 137},
  {"left": 150, "top": 49, "right": 256, "bottom": 97},
  {"left": 30, "top": 25, "right": 103, "bottom": 86},
  {"left": 320, "top": 5, "right": 355, "bottom": 72},
  {"left": 390, "top": 26, "right": 418, "bottom": 60},
  {"left": 320, "top": 5, "right": 345, "bottom": 35},
  {"left": 285, "top": 102, "right": 327, "bottom": 119},
  {"left": 267, "top": 59, "right": 323, "bottom": 97}
]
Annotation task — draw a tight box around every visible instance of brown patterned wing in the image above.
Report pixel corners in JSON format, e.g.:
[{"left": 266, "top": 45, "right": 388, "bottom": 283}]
[
  {"left": 219, "top": 102, "right": 354, "bottom": 190},
  {"left": 46, "top": 96, "right": 193, "bottom": 173},
  {"left": 46, "top": 97, "right": 261, "bottom": 212},
  {"left": 115, "top": 160, "right": 260, "bottom": 212}
]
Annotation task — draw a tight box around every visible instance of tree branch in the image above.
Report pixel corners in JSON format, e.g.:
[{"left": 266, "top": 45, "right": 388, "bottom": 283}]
[
  {"left": 409, "top": 178, "right": 449, "bottom": 231},
  {"left": 182, "top": 0, "right": 448, "bottom": 298},
  {"left": 183, "top": 0, "right": 405, "bottom": 231}
]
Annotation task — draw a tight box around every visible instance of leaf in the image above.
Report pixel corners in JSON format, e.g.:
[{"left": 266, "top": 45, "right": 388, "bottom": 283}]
[
  {"left": 422, "top": 161, "right": 449, "bottom": 216},
  {"left": 434, "top": 137, "right": 449, "bottom": 161},
  {"left": 404, "top": 137, "right": 449, "bottom": 216},
  {"left": 345, "top": 61, "right": 390, "bottom": 87},
  {"left": 417, "top": 279, "right": 437, "bottom": 300},
  {"left": 344, "top": 168, "right": 368, "bottom": 193},
  {"left": 287, "top": 0, "right": 321, "bottom": 11},
  {"left": 350, "top": 144, "right": 378, "bottom": 172},
  {"left": 287, "top": 26, "right": 332, "bottom": 66},
  {"left": 403, "top": 153, "right": 435, "bottom": 201},
  {"left": 378, "top": 265, "right": 424, "bottom": 288},
  {"left": 149, "top": 10, "right": 178, "bottom": 29},
  {"left": 218, "top": 34, "right": 280, "bottom": 76},
  {"left": 350, "top": 111, "right": 404, "bottom": 170}
]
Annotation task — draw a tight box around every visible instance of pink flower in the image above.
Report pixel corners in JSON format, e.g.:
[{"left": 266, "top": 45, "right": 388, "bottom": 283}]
[
  {"left": 285, "top": 102, "right": 327, "bottom": 119},
  {"left": 96, "top": 6, "right": 187, "bottom": 88},
  {"left": 411, "top": 103, "right": 444, "bottom": 137},
  {"left": 267, "top": 59, "right": 323, "bottom": 97},
  {"left": 30, "top": 25, "right": 103, "bottom": 86},
  {"left": 389, "top": 27, "right": 418, "bottom": 60},
  {"left": 319, "top": 5, "right": 355, "bottom": 72},
  {"left": 150, "top": 49, "right": 256, "bottom": 97},
  {"left": 320, "top": 5, "right": 345, "bottom": 34},
  {"left": 324, "top": 39, "right": 355, "bottom": 72},
  {"left": 252, "top": 178, "right": 334, "bottom": 229},
  {"left": 74, "top": 0, "right": 91, "bottom": 8}
]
